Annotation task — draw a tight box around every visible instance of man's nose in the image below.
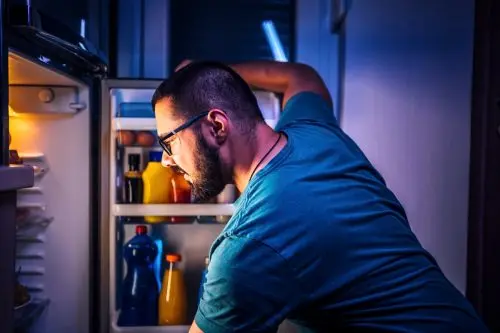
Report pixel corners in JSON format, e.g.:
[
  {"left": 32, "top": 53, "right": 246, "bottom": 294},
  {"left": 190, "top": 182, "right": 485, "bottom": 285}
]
[{"left": 161, "top": 152, "right": 176, "bottom": 168}]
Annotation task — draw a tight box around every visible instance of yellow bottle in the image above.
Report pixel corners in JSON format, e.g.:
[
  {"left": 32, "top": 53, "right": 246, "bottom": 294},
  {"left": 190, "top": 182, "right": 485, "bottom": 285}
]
[
  {"left": 159, "top": 253, "right": 187, "bottom": 325},
  {"left": 142, "top": 151, "right": 173, "bottom": 223}
]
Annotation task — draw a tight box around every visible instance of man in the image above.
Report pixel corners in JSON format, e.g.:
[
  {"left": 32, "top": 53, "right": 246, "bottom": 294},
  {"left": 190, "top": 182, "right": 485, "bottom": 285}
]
[{"left": 151, "top": 60, "right": 488, "bottom": 333}]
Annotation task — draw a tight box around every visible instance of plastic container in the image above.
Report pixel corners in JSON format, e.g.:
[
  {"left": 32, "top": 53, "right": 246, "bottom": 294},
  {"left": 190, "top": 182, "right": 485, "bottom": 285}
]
[
  {"left": 142, "top": 151, "right": 174, "bottom": 222},
  {"left": 158, "top": 253, "right": 187, "bottom": 325},
  {"left": 119, "top": 102, "right": 155, "bottom": 118},
  {"left": 117, "top": 225, "right": 159, "bottom": 326}
]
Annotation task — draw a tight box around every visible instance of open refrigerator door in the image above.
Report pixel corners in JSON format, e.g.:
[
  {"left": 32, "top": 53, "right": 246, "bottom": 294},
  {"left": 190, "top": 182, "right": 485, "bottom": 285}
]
[
  {"left": 8, "top": 51, "right": 92, "bottom": 333},
  {"left": 100, "top": 80, "right": 283, "bottom": 333}
]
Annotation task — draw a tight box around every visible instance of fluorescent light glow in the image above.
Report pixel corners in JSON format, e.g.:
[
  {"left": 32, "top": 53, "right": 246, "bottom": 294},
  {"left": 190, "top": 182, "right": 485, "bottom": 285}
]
[
  {"left": 262, "top": 20, "right": 288, "bottom": 62},
  {"left": 80, "top": 19, "right": 86, "bottom": 38}
]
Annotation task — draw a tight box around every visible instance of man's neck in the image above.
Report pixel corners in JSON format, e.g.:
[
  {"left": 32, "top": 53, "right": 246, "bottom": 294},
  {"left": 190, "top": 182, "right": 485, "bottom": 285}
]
[{"left": 232, "top": 124, "right": 285, "bottom": 193}]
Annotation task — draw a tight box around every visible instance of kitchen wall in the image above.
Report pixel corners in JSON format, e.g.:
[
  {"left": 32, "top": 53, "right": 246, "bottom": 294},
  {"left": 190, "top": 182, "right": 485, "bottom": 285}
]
[
  {"left": 297, "top": 0, "right": 475, "bottom": 293},
  {"left": 116, "top": 0, "right": 170, "bottom": 78}
]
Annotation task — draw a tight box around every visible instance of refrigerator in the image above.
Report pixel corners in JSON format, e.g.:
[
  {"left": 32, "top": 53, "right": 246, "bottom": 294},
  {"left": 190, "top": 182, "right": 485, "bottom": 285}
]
[{"left": 2, "top": 3, "right": 283, "bottom": 333}]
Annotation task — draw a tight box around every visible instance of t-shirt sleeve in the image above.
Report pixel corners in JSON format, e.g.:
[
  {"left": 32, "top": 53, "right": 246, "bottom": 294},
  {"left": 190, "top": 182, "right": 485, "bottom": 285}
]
[
  {"left": 194, "top": 235, "right": 301, "bottom": 333},
  {"left": 275, "top": 92, "right": 338, "bottom": 131}
]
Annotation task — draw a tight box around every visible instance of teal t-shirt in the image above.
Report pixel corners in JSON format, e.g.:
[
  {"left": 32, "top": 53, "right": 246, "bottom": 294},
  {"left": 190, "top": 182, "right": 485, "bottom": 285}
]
[{"left": 194, "top": 92, "right": 488, "bottom": 333}]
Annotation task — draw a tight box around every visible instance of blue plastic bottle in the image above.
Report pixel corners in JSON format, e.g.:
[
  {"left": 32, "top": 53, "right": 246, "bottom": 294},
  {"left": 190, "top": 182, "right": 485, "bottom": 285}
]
[
  {"left": 118, "top": 225, "right": 159, "bottom": 326},
  {"left": 150, "top": 225, "right": 164, "bottom": 292}
]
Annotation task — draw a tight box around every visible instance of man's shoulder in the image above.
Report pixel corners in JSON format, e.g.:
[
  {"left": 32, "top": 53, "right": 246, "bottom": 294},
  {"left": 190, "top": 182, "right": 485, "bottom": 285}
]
[{"left": 276, "top": 91, "right": 338, "bottom": 130}]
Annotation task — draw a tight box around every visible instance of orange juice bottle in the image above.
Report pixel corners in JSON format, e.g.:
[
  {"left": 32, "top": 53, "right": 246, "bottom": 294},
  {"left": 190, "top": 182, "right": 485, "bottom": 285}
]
[{"left": 158, "top": 253, "right": 187, "bottom": 325}]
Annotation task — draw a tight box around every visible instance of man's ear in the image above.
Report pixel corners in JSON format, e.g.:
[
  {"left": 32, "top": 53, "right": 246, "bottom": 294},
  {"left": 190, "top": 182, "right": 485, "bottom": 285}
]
[{"left": 206, "top": 109, "right": 229, "bottom": 145}]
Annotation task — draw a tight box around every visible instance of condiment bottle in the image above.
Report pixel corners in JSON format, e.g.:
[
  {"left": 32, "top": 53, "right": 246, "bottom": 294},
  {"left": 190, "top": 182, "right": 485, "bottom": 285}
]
[
  {"left": 123, "top": 153, "right": 143, "bottom": 203},
  {"left": 170, "top": 167, "right": 191, "bottom": 222},
  {"left": 142, "top": 150, "right": 174, "bottom": 222},
  {"left": 158, "top": 253, "right": 187, "bottom": 325}
]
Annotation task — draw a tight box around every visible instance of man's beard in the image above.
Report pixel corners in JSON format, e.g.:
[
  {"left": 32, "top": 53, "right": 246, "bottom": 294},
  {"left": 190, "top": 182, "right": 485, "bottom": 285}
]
[{"left": 189, "top": 133, "right": 226, "bottom": 203}]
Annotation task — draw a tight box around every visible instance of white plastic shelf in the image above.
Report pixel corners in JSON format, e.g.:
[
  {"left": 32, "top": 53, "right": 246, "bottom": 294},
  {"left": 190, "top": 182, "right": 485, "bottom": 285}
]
[
  {"left": 113, "top": 204, "right": 234, "bottom": 217},
  {"left": 113, "top": 118, "right": 157, "bottom": 131},
  {"left": 113, "top": 117, "right": 276, "bottom": 131},
  {"left": 111, "top": 311, "right": 189, "bottom": 333},
  {"left": 112, "top": 324, "right": 189, "bottom": 333}
]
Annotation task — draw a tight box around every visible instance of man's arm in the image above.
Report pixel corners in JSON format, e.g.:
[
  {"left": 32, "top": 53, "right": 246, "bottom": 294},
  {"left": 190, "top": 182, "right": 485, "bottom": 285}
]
[
  {"left": 190, "top": 236, "right": 300, "bottom": 333},
  {"left": 175, "top": 59, "right": 332, "bottom": 108},
  {"left": 230, "top": 61, "right": 332, "bottom": 108}
]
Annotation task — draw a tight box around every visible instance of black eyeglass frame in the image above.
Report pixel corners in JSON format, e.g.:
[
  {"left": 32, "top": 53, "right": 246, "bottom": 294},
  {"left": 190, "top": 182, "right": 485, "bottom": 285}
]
[{"left": 157, "top": 111, "right": 210, "bottom": 156}]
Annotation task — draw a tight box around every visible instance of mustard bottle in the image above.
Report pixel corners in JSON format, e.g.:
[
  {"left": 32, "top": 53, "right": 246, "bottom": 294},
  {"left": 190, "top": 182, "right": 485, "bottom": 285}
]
[{"left": 142, "top": 151, "right": 173, "bottom": 222}]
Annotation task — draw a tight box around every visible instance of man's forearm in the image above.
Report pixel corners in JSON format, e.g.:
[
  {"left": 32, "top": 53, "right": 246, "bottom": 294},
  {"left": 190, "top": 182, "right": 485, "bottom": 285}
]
[
  {"left": 230, "top": 61, "right": 309, "bottom": 92},
  {"left": 230, "top": 61, "right": 332, "bottom": 107}
]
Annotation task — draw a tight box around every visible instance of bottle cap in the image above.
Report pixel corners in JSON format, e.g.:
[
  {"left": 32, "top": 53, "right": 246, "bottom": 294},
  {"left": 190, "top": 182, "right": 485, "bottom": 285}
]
[
  {"left": 166, "top": 253, "right": 182, "bottom": 262},
  {"left": 136, "top": 225, "right": 147, "bottom": 235}
]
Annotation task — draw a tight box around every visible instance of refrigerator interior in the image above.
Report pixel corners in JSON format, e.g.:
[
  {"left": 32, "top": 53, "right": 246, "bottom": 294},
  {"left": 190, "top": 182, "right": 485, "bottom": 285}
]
[
  {"left": 8, "top": 52, "right": 91, "bottom": 333},
  {"left": 104, "top": 82, "right": 298, "bottom": 333}
]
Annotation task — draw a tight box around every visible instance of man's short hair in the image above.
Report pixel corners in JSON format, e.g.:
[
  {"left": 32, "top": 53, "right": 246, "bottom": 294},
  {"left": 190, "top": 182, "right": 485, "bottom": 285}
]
[{"left": 151, "top": 61, "right": 264, "bottom": 133}]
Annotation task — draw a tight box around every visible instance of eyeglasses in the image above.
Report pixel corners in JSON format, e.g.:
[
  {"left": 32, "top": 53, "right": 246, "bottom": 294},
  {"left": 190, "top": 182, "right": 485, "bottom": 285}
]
[{"left": 158, "top": 111, "right": 209, "bottom": 156}]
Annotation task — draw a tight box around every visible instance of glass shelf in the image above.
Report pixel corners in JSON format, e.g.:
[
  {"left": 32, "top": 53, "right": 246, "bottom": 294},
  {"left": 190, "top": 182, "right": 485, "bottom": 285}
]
[
  {"left": 117, "top": 216, "right": 229, "bottom": 225},
  {"left": 113, "top": 204, "right": 234, "bottom": 217},
  {"left": 113, "top": 118, "right": 157, "bottom": 131},
  {"left": 112, "top": 117, "right": 277, "bottom": 132},
  {"left": 112, "top": 316, "right": 189, "bottom": 333},
  {"left": 112, "top": 325, "right": 189, "bottom": 333}
]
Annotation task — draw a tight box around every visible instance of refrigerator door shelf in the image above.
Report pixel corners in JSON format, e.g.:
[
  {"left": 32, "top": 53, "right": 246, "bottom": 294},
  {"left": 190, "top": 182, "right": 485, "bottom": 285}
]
[
  {"left": 0, "top": 165, "right": 34, "bottom": 191},
  {"left": 9, "top": 85, "right": 86, "bottom": 114},
  {"left": 113, "top": 204, "right": 234, "bottom": 217}
]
